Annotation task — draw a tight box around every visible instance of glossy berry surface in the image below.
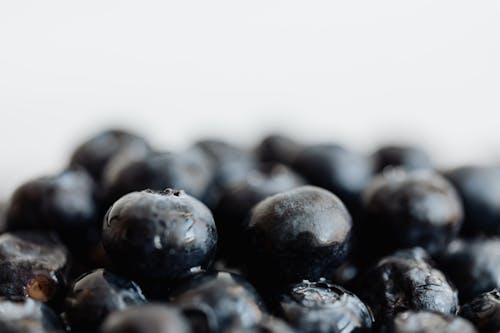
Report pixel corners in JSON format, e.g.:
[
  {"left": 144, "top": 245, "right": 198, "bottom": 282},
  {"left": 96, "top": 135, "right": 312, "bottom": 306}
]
[
  {"left": 361, "top": 247, "right": 458, "bottom": 323},
  {"left": 372, "top": 145, "right": 433, "bottom": 173},
  {"left": 388, "top": 311, "right": 477, "bottom": 333},
  {"left": 460, "top": 289, "right": 500, "bottom": 333},
  {"left": 99, "top": 304, "right": 191, "bottom": 333},
  {"left": 292, "top": 144, "right": 373, "bottom": 210},
  {"left": 69, "top": 129, "right": 150, "bottom": 182},
  {"left": 444, "top": 166, "right": 500, "bottom": 236},
  {"left": 5, "top": 169, "right": 99, "bottom": 256},
  {"left": 277, "top": 279, "right": 373, "bottom": 333},
  {"left": 0, "top": 231, "right": 70, "bottom": 303},
  {"left": 102, "top": 189, "right": 217, "bottom": 282},
  {"left": 103, "top": 149, "right": 213, "bottom": 206},
  {"left": 361, "top": 169, "right": 463, "bottom": 260},
  {"left": 438, "top": 238, "right": 500, "bottom": 302},
  {"left": 64, "top": 269, "right": 146, "bottom": 333},
  {"left": 214, "top": 163, "right": 304, "bottom": 264},
  {"left": 247, "top": 186, "right": 352, "bottom": 285},
  {"left": 170, "top": 271, "right": 266, "bottom": 332}
]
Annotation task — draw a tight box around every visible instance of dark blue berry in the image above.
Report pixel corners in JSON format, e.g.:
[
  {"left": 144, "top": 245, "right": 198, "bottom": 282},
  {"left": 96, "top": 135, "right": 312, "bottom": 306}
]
[
  {"left": 214, "top": 163, "right": 305, "bottom": 265},
  {"left": 444, "top": 166, "right": 500, "bottom": 236},
  {"left": 277, "top": 279, "right": 373, "bottom": 333},
  {"left": 372, "top": 145, "right": 433, "bottom": 173},
  {"left": 292, "top": 144, "right": 373, "bottom": 211},
  {"left": 361, "top": 169, "right": 463, "bottom": 261},
  {"left": 103, "top": 149, "right": 213, "bottom": 206},
  {"left": 102, "top": 189, "right": 217, "bottom": 283},
  {"left": 64, "top": 269, "right": 146, "bottom": 333},
  {"left": 5, "top": 169, "right": 100, "bottom": 258},
  {"left": 247, "top": 185, "right": 352, "bottom": 285},
  {"left": 70, "top": 129, "right": 151, "bottom": 182},
  {"left": 256, "top": 134, "right": 303, "bottom": 166},
  {"left": 437, "top": 238, "right": 500, "bottom": 302},
  {"left": 361, "top": 247, "right": 458, "bottom": 324},
  {"left": 460, "top": 289, "right": 500, "bottom": 333},
  {"left": 170, "top": 271, "right": 266, "bottom": 332}
]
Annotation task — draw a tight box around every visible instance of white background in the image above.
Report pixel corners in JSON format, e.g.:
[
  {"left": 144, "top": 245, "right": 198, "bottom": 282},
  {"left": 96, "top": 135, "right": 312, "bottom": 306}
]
[{"left": 1, "top": 1, "right": 500, "bottom": 200}]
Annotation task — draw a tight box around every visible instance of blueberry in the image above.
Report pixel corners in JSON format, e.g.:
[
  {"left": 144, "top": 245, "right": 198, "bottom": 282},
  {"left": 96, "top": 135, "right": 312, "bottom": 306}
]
[
  {"left": 388, "top": 311, "right": 477, "bottom": 333},
  {"left": 63, "top": 268, "right": 146, "bottom": 333},
  {"left": 170, "top": 271, "right": 266, "bottom": 332},
  {"left": 247, "top": 185, "right": 352, "bottom": 285},
  {"left": 99, "top": 304, "right": 191, "bottom": 333},
  {"left": 102, "top": 189, "right": 217, "bottom": 283},
  {"left": 437, "top": 238, "right": 500, "bottom": 302},
  {"left": 372, "top": 145, "right": 433, "bottom": 173},
  {"left": 361, "top": 169, "right": 463, "bottom": 261},
  {"left": 101, "top": 138, "right": 153, "bottom": 190},
  {"left": 194, "top": 139, "right": 256, "bottom": 208},
  {"left": 69, "top": 129, "right": 151, "bottom": 182},
  {"left": 443, "top": 166, "right": 500, "bottom": 236},
  {"left": 292, "top": 144, "right": 373, "bottom": 211},
  {"left": 460, "top": 289, "right": 500, "bottom": 333},
  {"left": 277, "top": 279, "right": 373, "bottom": 333},
  {"left": 0, "top": 231, "right": 70, "bottom": 303},
  {"left": 214, "top": 163, "right": 305, "bottom": 265},
  {"left": 361, "top": 248, "right": 458, "bottom": 323},
  {"left": 103, "top": 149, "right": 213, "bottom": 206},
  {"left": 5, "top": 169, "right": 100, "bottom": 258},
  {"left": 256, "top": 134, "right": 303, "bottom": 166},
  {"left": 225, "top": 317, "right": 296, "bottom": 333},
  {"left": 0, "top": 297, "right": 65, "bottom": 332}
]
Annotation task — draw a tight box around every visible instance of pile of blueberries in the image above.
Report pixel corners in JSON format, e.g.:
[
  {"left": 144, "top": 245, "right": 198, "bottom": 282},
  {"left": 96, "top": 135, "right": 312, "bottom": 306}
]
[{"left": 0, "top": 129, "right": 499, "bottom": 333}]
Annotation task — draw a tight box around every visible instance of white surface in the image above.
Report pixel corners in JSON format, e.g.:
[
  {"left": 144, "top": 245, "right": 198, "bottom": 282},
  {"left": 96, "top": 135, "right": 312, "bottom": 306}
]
[{"left": 1, "top": 1, "right": 500, "bottom": 199}]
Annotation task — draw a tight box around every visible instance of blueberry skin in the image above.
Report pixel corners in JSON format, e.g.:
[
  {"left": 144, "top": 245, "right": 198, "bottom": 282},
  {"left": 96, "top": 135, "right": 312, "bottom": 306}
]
[
  {"left": 69, "top": 129, "right": 151, "bottom": 182},
  {"left": 460, "top": 289, "right": 500, "bottom": 333},
  {"left": 372, "top": 145, "right": 433, "bottom": 173},
  {"left": 99, "top": 304, "right": 191, "bottom": 333},
  {"left": 194, "top": 139, "right": 256, "bottom": 208},
  {"left": 5, "top": 169, "right": 100, "bottom": 256},
  {"left": 247, "top": 185, "right": 352, "bottom": 285},
  {"left": 437, "top": 238, "right": 500, "bottom": 302},
  {"left": 214, "top": 163, "right": 305, "bottom": 264},
  {"left": 256, "top": 134, "right": 303, "bottom": 166},
  {"left": 361, "top": 169, "right": 463, "bottom": 260},
  {"left": 277, "top": 279, "right": 373, "bottom": 333},
  {"left": 103, "top": 149, "right": 213, "bottom": 206},
  {"left": 0, "top": 231, "right": 70, "bottom": 304},
  {"left": 361, "top": 248, "right": 459, "bottom": 324},
  {"left": 101, "top": 138, "right": 153, "bottom": 189},
  {"left": 170, "top": 271, "right": 266, "bottom": 333},
  {"left": 64, "top": 269, "right": 146, "bottom": 333},
  {"left": 443, "top": 166, "right": 500, "bottom": 236},
  {"left": 0, "top": 297, "right": 65, "bottom": 332},
  {"left": 102, "top": 189, "right": 217, "bottom": 282},
  {"left": 292, "top": 144, "right": 373, "bottom": 211},
  {"left": 388, "top": 311, "right": 477, "bottom": 333}
]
